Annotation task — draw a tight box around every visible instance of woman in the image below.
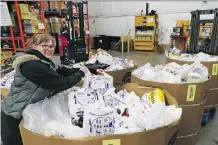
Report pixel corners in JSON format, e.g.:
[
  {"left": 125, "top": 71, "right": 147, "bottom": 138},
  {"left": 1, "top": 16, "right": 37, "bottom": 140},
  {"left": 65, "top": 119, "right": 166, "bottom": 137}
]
[{"left": 1, "top": 34, "right": 88, "bottom": 145}]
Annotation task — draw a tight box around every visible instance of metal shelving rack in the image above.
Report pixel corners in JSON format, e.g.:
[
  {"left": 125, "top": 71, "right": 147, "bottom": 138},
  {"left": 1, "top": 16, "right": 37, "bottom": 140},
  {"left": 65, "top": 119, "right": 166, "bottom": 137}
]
[
  {"left": 0, "top": 25, "right": 17, "bottom": 68},
  {"left": 15, "top": 1, "right": 46, "bottom": 51},
  {"left": 0, "top": 1, "right": 46, "bottom": 53},
  {"left": 1, "top": 1, "right": 90, "bottom": 66},
  {"left": 0, "top": 26, "right": 17, "bottom": 53},
  {"left": 1, "top": 1, "right": 46, "bottom": 68}
]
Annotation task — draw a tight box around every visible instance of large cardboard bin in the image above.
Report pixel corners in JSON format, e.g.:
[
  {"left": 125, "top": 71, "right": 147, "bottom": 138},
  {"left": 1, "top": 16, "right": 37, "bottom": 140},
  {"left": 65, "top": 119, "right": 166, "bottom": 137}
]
[
  {"left": 176, "top": 131, "right": 198, "bottom": 145},
  {"left": 107, "top": 65, "right": 137, "bottom": 85},
  {"left": 166, "top": 56, "right": 218, "bottom": 108},
  {"left": 131, "top": 75, "right": 210, "bottom": 145},
  {"left": 19, "top": 83, "right": 180, "bottom": 145}
]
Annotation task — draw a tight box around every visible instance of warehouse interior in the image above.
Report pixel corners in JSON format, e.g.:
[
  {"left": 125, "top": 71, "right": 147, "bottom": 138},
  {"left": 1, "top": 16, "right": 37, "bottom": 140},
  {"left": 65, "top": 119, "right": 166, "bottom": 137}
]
[{"left": 1, "top": 1, "right": 218, "bottom": 145}]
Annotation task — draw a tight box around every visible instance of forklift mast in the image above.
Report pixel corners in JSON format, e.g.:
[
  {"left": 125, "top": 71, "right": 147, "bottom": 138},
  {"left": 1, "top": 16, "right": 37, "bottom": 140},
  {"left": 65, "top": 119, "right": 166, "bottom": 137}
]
[
  {"left": 67, "top": 1, "right": 88, "bottom": 62},
  {"left": 187, "top": 9, "right": 218, "bottom": 55}
]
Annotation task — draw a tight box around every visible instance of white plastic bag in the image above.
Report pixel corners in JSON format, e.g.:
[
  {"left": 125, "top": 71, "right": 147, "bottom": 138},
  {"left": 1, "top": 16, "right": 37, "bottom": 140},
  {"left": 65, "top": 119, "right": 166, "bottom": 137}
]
[
  {"left": 128, "top": 101, "right": 148, "bottom": 130},
  {"left": 169, "top": 52, "right": 218, "bottom": 62},
  {"left": 103, "top": 88, "right": 126, "bottom": 108},
  {"left": 68, "top": 88, "right": 105, "bottom": 117},
  {"left": 105, "top": 63, "right": 124, "bottom": 71},
  {"left": 132, "top": 63, "right": 152, "bottom": 79},
  {"left": 103, "top": 57, "right": 134, "bottom": 71},
  {"left": 83, "top": 72, "right": 113, "bottom": 95},
  {"left": 86, "top": 54, "right": 97, "bottom": 64},
  {"left": 144, "top": 103, "right": 182, "bottom": 130},
  {"left": 96, "top": 49, "right": 113, "bottom": 65},
  {"left": 1, "top": 70, "right": 16, "bottom": 88},
  {"left": 114, "top": 116, "right": 142, "bottom": 134},
  {"left": 83, "top": 104, "right": 118, "bottom": 136}
]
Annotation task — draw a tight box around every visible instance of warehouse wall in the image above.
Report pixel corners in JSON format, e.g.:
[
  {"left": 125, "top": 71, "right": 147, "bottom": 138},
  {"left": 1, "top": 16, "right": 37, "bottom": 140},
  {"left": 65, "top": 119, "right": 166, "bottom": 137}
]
[{"left": 88, "top": 1, "right": 218, "bottom": 44}]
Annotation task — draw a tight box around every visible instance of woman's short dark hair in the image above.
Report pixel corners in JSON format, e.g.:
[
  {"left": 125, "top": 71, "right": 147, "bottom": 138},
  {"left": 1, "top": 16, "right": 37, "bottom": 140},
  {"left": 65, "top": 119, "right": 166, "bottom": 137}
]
[{"left": 32, "top": 34, "right": 56, "bottom": 48}]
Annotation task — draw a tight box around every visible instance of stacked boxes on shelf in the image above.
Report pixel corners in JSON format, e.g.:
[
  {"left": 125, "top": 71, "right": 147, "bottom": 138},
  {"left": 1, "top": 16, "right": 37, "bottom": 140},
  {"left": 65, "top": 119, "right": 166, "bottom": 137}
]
[
  {"left": 60, "top": 2, "right": 67, "bottom": 9},
  {"left": 49, "top": 1, "right": 58, "bottom": 10},
  {"left": 49, "top": 1, "right": 67, "bottom": 10},
  {"left": 12, "top": 4, "right": 44, "bottom": 34},
  {"left": 43, "top": 1, "right": 49, "bottom": 11},
  {"left": 43, "top": 1, "right": 67, "bottom": 11}
]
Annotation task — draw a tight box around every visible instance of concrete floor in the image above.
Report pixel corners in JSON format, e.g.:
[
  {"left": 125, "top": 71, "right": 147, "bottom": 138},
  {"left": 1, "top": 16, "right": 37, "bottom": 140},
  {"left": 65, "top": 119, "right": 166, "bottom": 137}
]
[{"left": 53, "top": 50, "right": 218, "bottom": 145}]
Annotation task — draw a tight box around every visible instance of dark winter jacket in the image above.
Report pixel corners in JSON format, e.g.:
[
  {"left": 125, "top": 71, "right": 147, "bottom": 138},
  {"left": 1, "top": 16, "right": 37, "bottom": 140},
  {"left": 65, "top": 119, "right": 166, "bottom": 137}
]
[{"left": 1, "top": 49, "right": 84, "bottom": 119}]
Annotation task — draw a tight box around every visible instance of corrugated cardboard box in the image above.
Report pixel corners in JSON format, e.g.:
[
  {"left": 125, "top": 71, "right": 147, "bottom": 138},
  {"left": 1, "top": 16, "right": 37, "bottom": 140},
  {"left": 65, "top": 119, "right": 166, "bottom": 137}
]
[
  {"left": 32, "top": 25, "right": 44, "bottom": 33},
  {"left": 19, "top": 83, "right": 180, "bottom": 145},
  {"left": 43, "top": 1, "right": 49, "bottom": 11},
  {"left": 21, "top": 12, "right": 32, "bottom": 19},
  {"left": 31, "top": 17, "right": 41, "bottom": 24},
  {"left": 176, "top": 132, "right": 198, "bottom": 145},
  {"left": 50, "top": 1, "right": 58, "bottom": 10},
  {"left": 131, "top": 75, "right": 210, "bottom": 145},
  {"left": 12, "top": 4, "right": 29, "bottom": 13},
  {"left": 107, "top": 65, "right": 137, "bottom": 85},
  {"left": 61, "top": 2, "right": 67, "bottom": 9},
  {"left": 1, "top": 88, "right": 10, "bottom": 98},
  {"left": 166, "top": 56, "right": 218, "bottom": 108},
  {"left": 23, "top": 24, "right": 43, "bottom": 34}
]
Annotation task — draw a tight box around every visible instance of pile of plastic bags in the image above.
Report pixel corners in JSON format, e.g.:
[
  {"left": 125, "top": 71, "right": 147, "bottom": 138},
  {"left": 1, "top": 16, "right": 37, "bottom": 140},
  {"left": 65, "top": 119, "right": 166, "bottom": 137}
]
[
  {"left": 23, "top": 87, "right": 86, "bottom": 139},
  {"left": 86, "top": 49, "right": 134, "bottom": 71},
  {"left": 132, "top": 62, "right": 209, "bottom": 83},
  {"left": 1, "top": 70, "right": 16, "bottom": 88},
  {"left": 23, "top": 72, "right": 182, "bottom": 139},
  {"left": 167, "top": 50, "right": 218, "bottom": 62}
]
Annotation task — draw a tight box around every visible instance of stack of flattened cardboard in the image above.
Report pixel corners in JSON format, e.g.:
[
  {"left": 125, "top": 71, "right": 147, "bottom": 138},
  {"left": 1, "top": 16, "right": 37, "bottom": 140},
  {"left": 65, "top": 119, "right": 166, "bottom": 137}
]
[
  {"left": 131, "top": 74, "right": 211, "bottom": 145},
  {"left": 19, "top": 83, "right": 180, "bottom": 145},
  {"left": 166, "top": 57, "right": 218, "bottom": 108}
]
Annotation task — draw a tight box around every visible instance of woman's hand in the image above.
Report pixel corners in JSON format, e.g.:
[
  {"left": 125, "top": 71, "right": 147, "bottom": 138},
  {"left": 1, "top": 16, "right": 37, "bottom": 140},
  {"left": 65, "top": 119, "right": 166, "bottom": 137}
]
[
  {"left": 80, "top": 66, "right": 89, "bottom": 74},
  {"left": 96, "top": 69, "right": 104, "bottom": 75}
]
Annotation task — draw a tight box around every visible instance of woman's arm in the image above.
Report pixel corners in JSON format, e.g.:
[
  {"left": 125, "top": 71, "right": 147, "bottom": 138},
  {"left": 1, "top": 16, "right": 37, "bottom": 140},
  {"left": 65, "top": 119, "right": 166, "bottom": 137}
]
[
  {"left": 21, "top": 60, "right": 84, "bottom": 92},
  {"left": 57, "top": 66, "right": 80, "bottom": 77}
]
